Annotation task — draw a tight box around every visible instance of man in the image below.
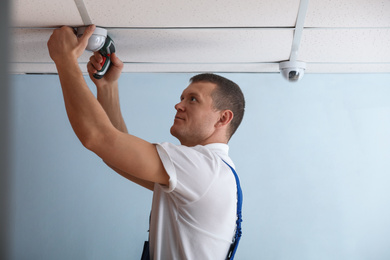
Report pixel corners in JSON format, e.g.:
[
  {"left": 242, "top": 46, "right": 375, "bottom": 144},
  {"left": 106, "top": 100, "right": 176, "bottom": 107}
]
[{"left": 47, "top": 25, "right": 245, "bottom": 259}]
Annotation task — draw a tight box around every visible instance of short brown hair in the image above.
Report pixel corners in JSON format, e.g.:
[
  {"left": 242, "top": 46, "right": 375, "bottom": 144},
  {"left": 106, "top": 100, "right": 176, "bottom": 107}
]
[{"left": 190, "top": 73, "right": 245, "bottom": 140}]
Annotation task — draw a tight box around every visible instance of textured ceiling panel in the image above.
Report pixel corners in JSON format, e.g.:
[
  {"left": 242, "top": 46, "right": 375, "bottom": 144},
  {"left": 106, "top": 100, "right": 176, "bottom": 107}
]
[
  {"left": 11, "top": 28, "right": 293, "bottom": 63},
  {"left": 9, "top": 0, "right": 390, "bottom": 74},
  {"left": 11, "top": 61, "right": 390, "bottom": 74},
  {"left": 10, "top": 62, "right": 282, "bottom": 74},
  {"left": 307, "top": 63, "right": 390, "bottom": 73},
  {"left": 84, "top": 0, "right": 300, "bottom": 27},
  {"left": 11, "top": 29, "right": 53, "bottom": 63},
  {"left": 306, "top": 0, "right": 390, "bottom": 27},
  {"left": 299, "top": 29, "right": 390, "bottom": 62},
  {"left": 112, "top": 29, "right": 293, "bottom": 63},
  {"left": 11, "top": 0, "right": 83, "bottom": 27}
]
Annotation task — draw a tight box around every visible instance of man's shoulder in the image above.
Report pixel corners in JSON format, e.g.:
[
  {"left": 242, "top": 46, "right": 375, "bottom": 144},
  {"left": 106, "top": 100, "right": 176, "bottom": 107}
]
[{"left": 157, "top": 142, "right": 229, "bottom": 157}]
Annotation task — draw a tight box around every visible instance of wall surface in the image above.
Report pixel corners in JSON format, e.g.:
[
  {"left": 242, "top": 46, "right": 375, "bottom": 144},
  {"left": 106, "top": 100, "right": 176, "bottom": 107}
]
[{"left": 9, "top": 72, "right": 390, "bottom": 260}]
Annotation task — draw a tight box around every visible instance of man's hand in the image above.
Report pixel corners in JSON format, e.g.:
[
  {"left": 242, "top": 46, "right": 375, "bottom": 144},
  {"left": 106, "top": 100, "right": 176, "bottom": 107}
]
[
  {"left": 47, "top": 25, "right": 96, "bottom": 64},
  {"left": 87, "top": 52, "right": 124, "bottom": 86}
]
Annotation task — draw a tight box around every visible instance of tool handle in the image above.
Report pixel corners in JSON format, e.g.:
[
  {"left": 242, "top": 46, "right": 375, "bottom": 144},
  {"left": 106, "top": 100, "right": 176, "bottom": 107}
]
[
  {"left": 93, "top": 36, "right": 115, "bottom": 79},
  {"left": 93, "top": 55, "right": 111, "bottom": 79}
]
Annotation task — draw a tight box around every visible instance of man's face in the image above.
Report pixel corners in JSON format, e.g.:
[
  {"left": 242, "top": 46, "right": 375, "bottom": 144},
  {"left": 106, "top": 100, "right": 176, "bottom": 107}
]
[{"left": 170, "top": 81, "right": 221, "bottom": 146}]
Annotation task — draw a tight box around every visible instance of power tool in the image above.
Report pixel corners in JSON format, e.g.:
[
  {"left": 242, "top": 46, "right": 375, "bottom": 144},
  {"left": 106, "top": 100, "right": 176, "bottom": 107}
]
[{"left": 77, "top": 26, "right": 115, "bottom": 79}]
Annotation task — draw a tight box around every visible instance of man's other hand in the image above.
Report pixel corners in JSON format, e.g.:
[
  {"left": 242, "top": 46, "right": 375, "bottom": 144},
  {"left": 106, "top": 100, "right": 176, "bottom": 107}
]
[
  {"left": 87, "top": 52, "right": 124, "bottom": 85},
  {"left": 47, "top": 25, "right": 96, "bottom": 64}
]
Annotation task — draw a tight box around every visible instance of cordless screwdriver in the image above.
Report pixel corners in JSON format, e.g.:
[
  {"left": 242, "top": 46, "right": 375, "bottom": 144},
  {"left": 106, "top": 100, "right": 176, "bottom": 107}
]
[
  {"left": 93, "top": 35, "right": 115, "bottom": 79},
  {"left": 76, "top": 26, "right": 115, "bottom": 79}
]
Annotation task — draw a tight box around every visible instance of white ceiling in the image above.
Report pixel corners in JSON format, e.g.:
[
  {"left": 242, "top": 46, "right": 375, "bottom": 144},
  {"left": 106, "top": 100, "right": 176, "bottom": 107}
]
[{"left": 10, "top": 0, "right": 390, "bottom": 74}]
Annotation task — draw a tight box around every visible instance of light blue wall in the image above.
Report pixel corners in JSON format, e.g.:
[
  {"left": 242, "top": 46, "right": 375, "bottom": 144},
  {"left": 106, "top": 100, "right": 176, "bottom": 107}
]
[{"left": 9, "top": 72, "right": 390, "bottom": 260}]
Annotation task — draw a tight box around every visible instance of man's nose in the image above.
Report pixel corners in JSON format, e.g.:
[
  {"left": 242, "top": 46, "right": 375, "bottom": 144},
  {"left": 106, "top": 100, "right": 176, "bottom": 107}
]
[{"left": 175, "top": 101, "right": 185, "bottom": 111}]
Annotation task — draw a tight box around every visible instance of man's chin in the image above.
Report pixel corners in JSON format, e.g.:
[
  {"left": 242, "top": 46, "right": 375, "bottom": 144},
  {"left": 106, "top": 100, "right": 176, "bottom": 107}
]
[
  {"left": 170, "top": 127, "right": 185, "bottom": 142},
  {"left": 170, "top": 126, "right": 178, "bottom": 138}
]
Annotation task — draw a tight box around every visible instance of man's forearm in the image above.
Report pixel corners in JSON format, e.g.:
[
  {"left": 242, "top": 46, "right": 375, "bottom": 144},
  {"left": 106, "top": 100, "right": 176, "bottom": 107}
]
[
  {"left": 48, "top": 25, "right": 116, "bottom": 149},
  {"left": 96, "top": 82, "right": 128, "bottom": 133}
]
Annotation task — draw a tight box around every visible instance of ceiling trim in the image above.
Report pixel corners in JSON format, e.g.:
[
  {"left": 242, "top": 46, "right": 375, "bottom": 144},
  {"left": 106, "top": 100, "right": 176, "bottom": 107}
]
[
  {"left": 289, "top": 0, "right": 309, "bottom": 61},
  {"left": 10, "top": 62, "right": 390, "bottom": 74},
  {"left": 11, "top": 26, "right": 295, "bottom": 30},
  {"left": 74, "top": 0, "right": 92, "bottom": 25}
]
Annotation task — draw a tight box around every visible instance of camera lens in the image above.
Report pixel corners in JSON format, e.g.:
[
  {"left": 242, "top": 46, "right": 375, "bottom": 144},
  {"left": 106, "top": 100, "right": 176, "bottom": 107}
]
[{"left": 289, "top": 71, "right": 301, "bottom": 82}]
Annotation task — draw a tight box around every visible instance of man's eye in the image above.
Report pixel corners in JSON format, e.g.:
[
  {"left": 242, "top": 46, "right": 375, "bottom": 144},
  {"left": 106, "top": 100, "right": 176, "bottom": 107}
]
[{"left": 190, "top": 97, "right": 197, "bottom": 102}]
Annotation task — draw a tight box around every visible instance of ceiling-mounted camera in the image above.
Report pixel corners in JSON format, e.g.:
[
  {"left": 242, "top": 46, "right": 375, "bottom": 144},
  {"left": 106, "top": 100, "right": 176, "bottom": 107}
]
[
  {"left": 279, "top": 61, "right": 306, "bottom": 82},
  {"left": 77, "top": 26, "right": 107, "bottom": 52}
]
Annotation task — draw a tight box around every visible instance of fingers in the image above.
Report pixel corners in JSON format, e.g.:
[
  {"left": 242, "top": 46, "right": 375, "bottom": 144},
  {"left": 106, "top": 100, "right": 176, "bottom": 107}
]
[
  {"left": 47, "top": 26, "right": 77, "bottom": 62},
  {"left": 94, "top": 51, "right": 103, "bottom": 63},
  {"left": 87, "top": 61, "right": 97, "bottom": 75},
  {"left": 78, "top": 24, "right": 96, "bottom": 50},
  {"left": 110, "top": 53, "right": 124, "bottom": 70},
  {"left": 89, "top": 52, "right": 103, "bottom": 71},
  {"left": 89, "top": 52, "right": 123, "bottom": 71}
]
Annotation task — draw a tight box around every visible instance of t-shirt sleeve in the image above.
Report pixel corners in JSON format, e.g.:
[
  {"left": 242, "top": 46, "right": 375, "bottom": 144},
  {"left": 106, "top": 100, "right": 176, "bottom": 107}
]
[{"left": 155, "top": 142, "right": 221, "bottom": 204}]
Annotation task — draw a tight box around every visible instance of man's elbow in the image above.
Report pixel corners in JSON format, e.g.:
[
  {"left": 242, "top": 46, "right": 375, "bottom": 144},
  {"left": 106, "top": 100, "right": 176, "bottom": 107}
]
[
  {"left": 79, "top": 130, "right": 98, "bottom": 151},
  {"left": 79, "top": 128, "right": 113, "bottom": 153}
]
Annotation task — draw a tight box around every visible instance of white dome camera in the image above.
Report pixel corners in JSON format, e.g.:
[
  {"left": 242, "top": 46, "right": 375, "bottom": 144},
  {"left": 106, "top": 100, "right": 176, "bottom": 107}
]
[
  {"left": 77, "top": 26, "right": 107, "bottom": 52},
  {"left": 279, "top": 61, "right": 306, "bottom": 82}
]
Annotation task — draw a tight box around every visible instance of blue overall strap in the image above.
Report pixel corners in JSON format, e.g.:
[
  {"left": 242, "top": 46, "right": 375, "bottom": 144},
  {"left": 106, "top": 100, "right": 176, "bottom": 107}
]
[{"left": 223, "top": 160, "right": 243, "bottom": 260}]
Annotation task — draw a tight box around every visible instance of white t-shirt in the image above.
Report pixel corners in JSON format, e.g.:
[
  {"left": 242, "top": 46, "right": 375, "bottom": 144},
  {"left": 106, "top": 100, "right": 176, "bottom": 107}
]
[{"left": 149, "top": 142, "right": 238, "bottom": 260}]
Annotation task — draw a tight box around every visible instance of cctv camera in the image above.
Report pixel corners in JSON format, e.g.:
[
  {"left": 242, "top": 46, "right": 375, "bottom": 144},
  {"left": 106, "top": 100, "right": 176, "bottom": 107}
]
[
  {"left": 77, "top": 26, "right": 107, "bottom": 52},
  {"left": 279, "top": 61, "right": 306, "bottom": 82}
]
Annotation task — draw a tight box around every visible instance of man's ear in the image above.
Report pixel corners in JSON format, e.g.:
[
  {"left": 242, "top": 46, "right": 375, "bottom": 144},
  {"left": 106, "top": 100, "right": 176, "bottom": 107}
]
[{"left": 216, "top": 110, "right": 233, "bottom": 128}]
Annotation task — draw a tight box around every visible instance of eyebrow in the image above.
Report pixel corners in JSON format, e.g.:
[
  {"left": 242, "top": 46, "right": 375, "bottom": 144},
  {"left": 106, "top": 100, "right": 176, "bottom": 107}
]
[{"left": 181, "top": 92, "right": 202, "bottom": 99}]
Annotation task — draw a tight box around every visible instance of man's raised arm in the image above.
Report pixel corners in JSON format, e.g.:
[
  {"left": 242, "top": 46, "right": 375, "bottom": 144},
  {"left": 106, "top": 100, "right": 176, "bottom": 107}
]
[
  {"left": 87, "top": 51, "right": 155, "bottom": 190},
  {"left": 47, "top": 25, "right": 168, "bottom": 190}
]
